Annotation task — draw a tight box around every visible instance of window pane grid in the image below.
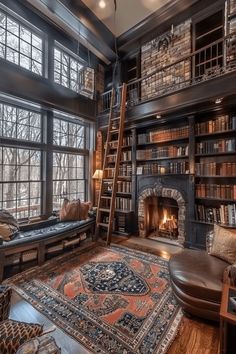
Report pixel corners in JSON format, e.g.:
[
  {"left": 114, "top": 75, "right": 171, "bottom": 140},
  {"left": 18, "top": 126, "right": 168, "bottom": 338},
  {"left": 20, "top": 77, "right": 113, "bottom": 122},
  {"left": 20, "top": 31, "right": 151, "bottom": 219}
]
[
  {"left": 0, "top": 10, "right": 43, "bottom": 75},
  {"left": 53, "top": 118, "right": 85, "bottom": 148},
  {"left": 52, "top": 149, "right": 86, "bottom": 210},
  {"left": 0, "top": 146, "right": 42, "bottom": 219},
  {"left": 0, "top": 102, "right": 42, "bottom": 142},
  {"left": 54, "top": 46, "right": 94, "bottom": 98}
]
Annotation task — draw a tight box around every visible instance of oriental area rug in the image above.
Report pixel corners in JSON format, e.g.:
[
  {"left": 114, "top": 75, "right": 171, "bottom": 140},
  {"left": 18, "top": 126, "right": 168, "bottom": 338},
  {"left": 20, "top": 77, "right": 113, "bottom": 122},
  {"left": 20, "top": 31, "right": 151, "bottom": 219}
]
[{"left": 6, "top": 245, "right": 183, "bottom": 354}]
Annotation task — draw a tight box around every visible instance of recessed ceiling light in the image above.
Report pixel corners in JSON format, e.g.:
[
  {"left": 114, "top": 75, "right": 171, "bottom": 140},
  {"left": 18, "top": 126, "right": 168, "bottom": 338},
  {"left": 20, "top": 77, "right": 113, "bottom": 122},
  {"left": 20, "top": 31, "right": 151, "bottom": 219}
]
[
  {"left": 98, "top": 0, "right": 106, "bottom": 9},
  {"left": 215, "top": 97, "right": 223, "bottom": 104}
]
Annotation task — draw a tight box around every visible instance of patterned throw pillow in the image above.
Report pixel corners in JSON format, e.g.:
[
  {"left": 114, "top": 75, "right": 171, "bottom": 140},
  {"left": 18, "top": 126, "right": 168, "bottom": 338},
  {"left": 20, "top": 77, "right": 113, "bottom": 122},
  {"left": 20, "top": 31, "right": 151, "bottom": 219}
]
[
  {"left": 0, "top": 319, "right": 43, "bottom": 354},
  {"left": 210, "top": 224, "right": 236, "bottom": 264},
  {"left": 0, "top": 222, "right": 18, "bottom": 241}
]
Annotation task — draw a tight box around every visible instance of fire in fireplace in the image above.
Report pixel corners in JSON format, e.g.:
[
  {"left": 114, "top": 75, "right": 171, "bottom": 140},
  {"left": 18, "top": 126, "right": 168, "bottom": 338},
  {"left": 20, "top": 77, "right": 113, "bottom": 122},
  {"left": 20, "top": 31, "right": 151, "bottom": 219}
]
[{"left": 145, "top": 196, "right": 178, "bottom": 239}]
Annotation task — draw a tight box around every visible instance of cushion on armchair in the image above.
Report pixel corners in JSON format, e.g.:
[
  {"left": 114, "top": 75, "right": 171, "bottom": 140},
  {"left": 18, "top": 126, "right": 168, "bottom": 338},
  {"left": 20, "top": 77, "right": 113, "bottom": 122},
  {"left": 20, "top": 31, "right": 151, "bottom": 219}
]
[{"left": 210, "top": 224, "right": 236, "bottom": 264}]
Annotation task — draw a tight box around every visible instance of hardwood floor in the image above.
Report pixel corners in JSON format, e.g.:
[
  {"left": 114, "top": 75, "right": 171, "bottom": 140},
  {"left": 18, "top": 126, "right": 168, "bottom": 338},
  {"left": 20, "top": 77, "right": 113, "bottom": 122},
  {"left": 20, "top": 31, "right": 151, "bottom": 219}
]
[{"left": 8, "top": 236, "right": 220, "bottom": 354}]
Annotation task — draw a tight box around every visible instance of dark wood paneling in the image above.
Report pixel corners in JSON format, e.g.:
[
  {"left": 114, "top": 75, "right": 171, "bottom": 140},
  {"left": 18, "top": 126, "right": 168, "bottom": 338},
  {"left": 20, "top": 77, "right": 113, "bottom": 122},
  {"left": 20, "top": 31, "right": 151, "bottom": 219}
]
[{"left": 0, "top": 59, "right": 96, "bottom": 120}]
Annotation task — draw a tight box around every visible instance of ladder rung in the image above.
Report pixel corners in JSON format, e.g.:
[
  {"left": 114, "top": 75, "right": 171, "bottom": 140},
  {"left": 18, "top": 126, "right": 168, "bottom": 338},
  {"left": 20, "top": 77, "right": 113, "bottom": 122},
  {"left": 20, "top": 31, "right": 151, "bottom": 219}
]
[
  {"left": 106, "top": 154, "right": 116, "bottom": 157},
  {"left": 104, "top": 167, "right": 114, "bottom": 170},
  {"left": 110, "top": 129, "right": 119, "bottom": 134},
  {"left": 98, "top": 223, "right": 109, "bottom": 228},
  {"left": 103, "top": 178, "right": 114, "bottom": 181},
  {"left": 112, "top": 117, "right": 120, "bottom": 121},
  {"left": 99, "top": 208, "right": 110, "bottom": 212},
  {"left": 101, "top": 196, "right": 112, "bottom": 199}
]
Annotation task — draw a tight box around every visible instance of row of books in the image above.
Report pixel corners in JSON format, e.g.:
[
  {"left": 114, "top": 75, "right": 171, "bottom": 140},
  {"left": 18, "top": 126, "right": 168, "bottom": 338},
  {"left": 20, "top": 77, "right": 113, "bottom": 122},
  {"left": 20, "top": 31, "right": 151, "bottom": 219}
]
[
  {"left": 137, "top": 126, "right": 189, "bottom": 144},
  {"left": 136, "top": 145, "right": 189, "bottom": 160},
  {"left": 195, "top": 115, "right": 236, "bottom": 135},
  {"left": 105, "top": 165, "right": 132, "bottom": 178},
  {"left": 196, "top": 139, "right": 236, "bottom": 154},
  {"left": 196, "top": 184, "right": 236, "bottom": 200},
  {"left": 119, "top": 165, "right": 132, "bottom": 177},
  {"left": 123, "top": 135, "right": 132, "bottom": 146},
  {"left": 195, "top": 203, "right": 236, "bottom": 226},
  {"left": 137, "top": 162, "right": 189, "bottom": 175},
  {"left": 122, "top": 150, "right": 131, "bottom": 161},
  {"left": 117, "top": 181, "right": 132, "bottom": 193},
  {"left": 115, "top": 197, "right": 132, "bottom": 211},
  {"left": 115, "top": 214, "right": 126, "bottom": 233},
  {"left": 195, "top": 162, "right": 236, "bottom": 176}
]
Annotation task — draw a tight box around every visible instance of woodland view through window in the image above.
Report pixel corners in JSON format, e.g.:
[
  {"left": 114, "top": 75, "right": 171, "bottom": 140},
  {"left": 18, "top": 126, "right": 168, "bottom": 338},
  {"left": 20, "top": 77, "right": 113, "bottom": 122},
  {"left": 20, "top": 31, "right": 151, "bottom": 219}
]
[
  {"left": 0, "top": 100, "right": 89, "bottom": 220},
  {"left": 0, "top": 9, "right": 43, "bottom": 75},
  {"left": 54, "top": 46, "right": 95, "bottom": 98}
]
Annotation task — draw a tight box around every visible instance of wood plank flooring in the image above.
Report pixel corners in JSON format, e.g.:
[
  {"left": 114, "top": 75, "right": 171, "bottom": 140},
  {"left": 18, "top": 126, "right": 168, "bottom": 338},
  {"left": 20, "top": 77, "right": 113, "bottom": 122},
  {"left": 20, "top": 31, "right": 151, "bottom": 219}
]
[{"left": 8, "top": 236, "right": 220, "bottom": 354}]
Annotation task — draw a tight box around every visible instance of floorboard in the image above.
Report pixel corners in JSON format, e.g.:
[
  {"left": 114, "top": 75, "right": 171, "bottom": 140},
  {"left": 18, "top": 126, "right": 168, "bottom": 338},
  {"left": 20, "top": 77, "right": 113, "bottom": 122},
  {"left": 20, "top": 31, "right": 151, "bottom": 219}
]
[{"left": 8, "top": 236, "right": 220, "bottom": 354}]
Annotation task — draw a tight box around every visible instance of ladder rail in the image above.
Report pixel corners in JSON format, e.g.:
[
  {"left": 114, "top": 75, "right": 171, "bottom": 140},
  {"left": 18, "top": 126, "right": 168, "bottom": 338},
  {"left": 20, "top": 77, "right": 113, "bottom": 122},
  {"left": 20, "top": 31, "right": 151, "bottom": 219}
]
[
  {"left": 95, "top": 84, "right": 127, "bottom": 245},
  {"left": 107, "top": 84, "right": 127, "bottom": 245},
  {"left": 95, "top": 88, "right": 116, "bottom": 236}
]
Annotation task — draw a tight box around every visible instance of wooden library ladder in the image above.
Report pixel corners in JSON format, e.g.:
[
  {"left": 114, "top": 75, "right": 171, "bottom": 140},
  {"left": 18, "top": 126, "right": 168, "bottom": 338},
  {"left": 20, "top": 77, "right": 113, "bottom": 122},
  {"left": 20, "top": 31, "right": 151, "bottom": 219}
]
[{"left": 95, "top": 83, "right": 127, "bottom": 245}]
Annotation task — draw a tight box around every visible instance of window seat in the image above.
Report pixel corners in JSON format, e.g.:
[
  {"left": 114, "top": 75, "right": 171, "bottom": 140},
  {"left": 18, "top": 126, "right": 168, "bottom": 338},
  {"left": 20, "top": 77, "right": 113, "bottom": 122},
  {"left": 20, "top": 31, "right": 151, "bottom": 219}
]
[{"left": 0, "top": 217, "right": 95, "bottom": 282}]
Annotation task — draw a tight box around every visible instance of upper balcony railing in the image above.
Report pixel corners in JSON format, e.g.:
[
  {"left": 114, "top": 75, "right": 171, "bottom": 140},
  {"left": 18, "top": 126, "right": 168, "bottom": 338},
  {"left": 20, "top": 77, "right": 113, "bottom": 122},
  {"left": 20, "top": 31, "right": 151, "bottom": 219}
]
[{"left": 99, "top": 32, "right": 236, "bottom": 114}]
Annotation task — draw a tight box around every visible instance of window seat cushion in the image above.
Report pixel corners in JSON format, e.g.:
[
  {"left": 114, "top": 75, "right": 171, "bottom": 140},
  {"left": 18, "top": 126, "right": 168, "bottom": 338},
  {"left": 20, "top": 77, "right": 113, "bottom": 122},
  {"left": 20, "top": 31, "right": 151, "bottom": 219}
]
[{"left": 0, "top": 218, "right": 94, "bottom": 248}]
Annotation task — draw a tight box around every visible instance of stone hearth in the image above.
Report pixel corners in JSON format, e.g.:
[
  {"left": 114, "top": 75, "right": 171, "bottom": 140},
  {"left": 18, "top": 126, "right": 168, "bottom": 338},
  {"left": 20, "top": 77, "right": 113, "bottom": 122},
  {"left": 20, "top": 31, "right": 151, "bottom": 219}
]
[{"left": 138, "top": 183, "right": 186, "bottom": 245}]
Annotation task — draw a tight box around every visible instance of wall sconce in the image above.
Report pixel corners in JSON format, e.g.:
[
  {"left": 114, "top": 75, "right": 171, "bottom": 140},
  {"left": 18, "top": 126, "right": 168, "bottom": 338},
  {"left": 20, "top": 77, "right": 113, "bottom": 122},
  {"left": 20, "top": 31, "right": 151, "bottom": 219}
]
[{"left": 92, "top": 169, "right": 103, "bottom": 179}]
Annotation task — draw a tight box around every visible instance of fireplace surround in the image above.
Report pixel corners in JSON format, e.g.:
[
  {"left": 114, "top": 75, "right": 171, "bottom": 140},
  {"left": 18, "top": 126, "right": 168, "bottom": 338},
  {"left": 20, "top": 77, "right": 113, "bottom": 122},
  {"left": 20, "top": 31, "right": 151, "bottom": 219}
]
[{"left": 138, "top": 182, "right": 187, "bottom": 245}]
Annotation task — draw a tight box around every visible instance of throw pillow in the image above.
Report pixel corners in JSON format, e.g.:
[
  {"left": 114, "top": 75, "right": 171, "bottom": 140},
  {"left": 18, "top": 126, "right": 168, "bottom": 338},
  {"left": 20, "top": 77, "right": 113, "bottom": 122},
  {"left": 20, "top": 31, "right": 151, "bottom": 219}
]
[
  {"left": 80, "top": 201, "right": 92, "bottom": 220},
  {"left": 0, "top": 209, "right": 19, "bottom": 228},
  {"left": 59, "top": 198, "right": 81, "bottom": 221},
  {"left": 0, "top": 222, "right": 18, "bottom": 241},
  {"left": 0, "top": 319, "right": 43, "bottom": 354},
  {"left": 210, "top": 224, "right": 236, "bottom": 264}
]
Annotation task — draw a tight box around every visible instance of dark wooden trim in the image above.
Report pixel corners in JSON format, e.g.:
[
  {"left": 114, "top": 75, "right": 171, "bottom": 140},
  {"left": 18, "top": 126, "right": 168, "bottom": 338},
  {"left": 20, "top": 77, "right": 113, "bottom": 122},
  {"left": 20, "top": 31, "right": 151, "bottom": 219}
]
[
  {"left": 23, "top": 0, "right": 116, "bottom": 64},
  {"left": 0, "top": 59, "right": 96, "bottom": 120}
]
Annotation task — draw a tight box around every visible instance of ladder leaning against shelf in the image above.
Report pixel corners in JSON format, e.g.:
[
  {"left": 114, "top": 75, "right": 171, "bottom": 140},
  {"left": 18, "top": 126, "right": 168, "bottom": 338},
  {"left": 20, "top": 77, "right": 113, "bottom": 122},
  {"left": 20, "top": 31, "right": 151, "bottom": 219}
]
[{"left": 95, "top": 83, "right": 127, "bottom": 245}]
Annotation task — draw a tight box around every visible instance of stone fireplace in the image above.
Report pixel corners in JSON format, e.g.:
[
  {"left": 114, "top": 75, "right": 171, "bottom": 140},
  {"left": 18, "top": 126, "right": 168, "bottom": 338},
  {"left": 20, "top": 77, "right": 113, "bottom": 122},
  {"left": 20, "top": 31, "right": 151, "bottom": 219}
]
[{"left": 138, "top": 183, "right": 187, "bottom": 245}]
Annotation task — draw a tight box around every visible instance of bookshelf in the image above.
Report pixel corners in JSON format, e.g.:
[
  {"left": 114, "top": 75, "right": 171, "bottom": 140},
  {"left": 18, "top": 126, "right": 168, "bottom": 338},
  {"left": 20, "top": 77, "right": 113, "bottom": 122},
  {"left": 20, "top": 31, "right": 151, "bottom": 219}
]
[
  {"left": 194, "top": 113, "right": 236, "bottom": 227},
  {"left": 97, "top": 106, "right": 236, "bottom": 246},
  {"left": 136, "top": 121, "right": 190, "bottom": 177}
]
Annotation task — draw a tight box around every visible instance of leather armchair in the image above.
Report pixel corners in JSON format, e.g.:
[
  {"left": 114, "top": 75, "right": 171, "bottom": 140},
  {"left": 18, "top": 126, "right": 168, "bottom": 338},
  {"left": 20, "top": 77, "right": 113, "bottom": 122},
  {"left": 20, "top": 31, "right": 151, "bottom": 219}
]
[{"left": 169, "top": 248, "right": 233, "bottom": 321}]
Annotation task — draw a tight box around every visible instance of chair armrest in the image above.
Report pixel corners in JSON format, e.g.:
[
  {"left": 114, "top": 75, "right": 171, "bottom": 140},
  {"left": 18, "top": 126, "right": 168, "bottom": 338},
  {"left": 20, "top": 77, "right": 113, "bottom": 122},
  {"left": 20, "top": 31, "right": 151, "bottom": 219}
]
[{"left": 223, "top": 264, "right": 236, "bottom": 287}]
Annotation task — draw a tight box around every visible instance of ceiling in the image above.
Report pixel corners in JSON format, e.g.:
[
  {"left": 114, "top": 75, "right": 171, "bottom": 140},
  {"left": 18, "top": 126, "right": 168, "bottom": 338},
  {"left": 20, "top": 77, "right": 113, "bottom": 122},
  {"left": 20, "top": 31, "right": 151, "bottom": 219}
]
[{"left": 81, "top": 0, "right": 172, "bottom": 36}]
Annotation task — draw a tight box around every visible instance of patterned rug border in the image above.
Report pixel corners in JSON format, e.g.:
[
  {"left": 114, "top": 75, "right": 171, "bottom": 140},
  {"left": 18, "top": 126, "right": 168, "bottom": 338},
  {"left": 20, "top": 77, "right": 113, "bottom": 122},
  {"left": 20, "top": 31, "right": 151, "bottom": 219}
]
[{"left": 6, "top": 245, "right": 183, "bottom": 354}]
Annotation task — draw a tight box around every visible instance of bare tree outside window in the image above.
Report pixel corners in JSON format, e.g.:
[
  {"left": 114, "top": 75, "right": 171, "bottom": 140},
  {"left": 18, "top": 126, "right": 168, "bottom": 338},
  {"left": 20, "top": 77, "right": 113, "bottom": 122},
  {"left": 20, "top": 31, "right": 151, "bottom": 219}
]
[
  {"left": 0, "top": 10, "right": 43, "bottom": 75},
  {"left": 52, "top": 114, "right": 87, "bottom": 210},
  {"left": 53, "top": 152, "right": 85, "bottom": 210},
  {"left": 54, "top": 47, "right": 94, "bottom": 98},
  {"left": 0, "top": 102, "right": 42, "bottom": 219}
]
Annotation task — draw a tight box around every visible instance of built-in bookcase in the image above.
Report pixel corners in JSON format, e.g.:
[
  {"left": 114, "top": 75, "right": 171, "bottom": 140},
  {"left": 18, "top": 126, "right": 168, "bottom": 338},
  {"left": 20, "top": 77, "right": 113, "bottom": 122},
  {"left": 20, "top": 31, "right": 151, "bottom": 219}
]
[
  {"left": 97, "top": 107, "right": 236, "bottom": 245},
  {"left": 136, "top": 120, "right": 190, "bottom": 176},
  {"left": 194, "top": 113, "right": 236, "bottom": 227}
]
